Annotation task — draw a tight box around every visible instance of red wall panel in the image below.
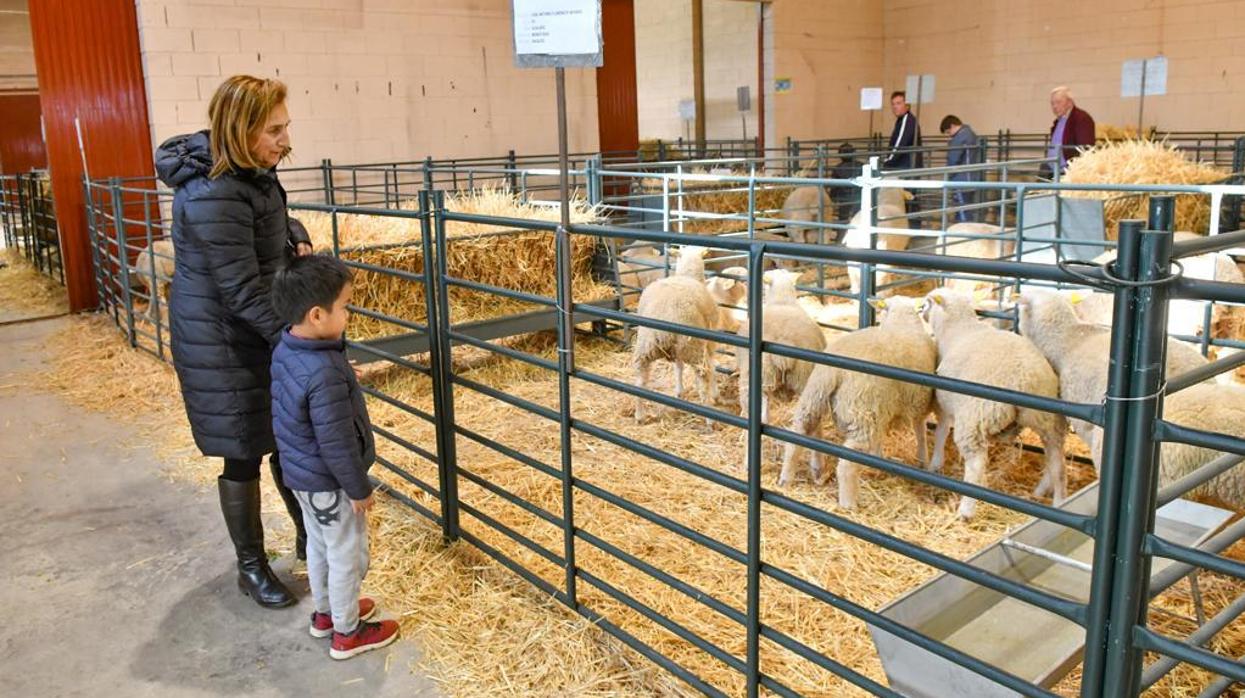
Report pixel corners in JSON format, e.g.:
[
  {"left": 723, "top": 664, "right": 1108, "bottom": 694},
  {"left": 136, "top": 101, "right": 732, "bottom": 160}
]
[
  {"left": 28, "top": 0, "right": 155, "bottom": 311},
  {"left": 596, "top": 0, "right": 639, "bottom": 157},
  {"left": 0, "top": 95, "right": 48, "bottom": 174}
]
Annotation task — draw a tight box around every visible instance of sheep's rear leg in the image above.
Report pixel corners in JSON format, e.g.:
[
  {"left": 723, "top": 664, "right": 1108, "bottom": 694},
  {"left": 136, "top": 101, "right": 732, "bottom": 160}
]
[
  {"left": 674, "top": 358, "right": 685, "bottom": 401},
  {"left": 1035, "top": 425, "right": 1068, "bottom": 505},
  {"left": 912, "top": 415, "right": 928, "bottom": 468},
  {"left": 837, "top": 434, "right": 874, "bottom": 510},
  {"left": 929, "top": 406, "right": 952, "bottom": 473},
  {"left": 957, "top": 446, "right": 988, "bottom": 520},
  {"left": 634, "top": 360, "right": 652, "bottom": 423}
]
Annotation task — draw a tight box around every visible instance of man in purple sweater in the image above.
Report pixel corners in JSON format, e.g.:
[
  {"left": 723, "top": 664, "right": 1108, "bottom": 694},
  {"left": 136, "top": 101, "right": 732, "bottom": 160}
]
[{"left": 1044, "top": 86, "right": 1095, "bottom": 178}]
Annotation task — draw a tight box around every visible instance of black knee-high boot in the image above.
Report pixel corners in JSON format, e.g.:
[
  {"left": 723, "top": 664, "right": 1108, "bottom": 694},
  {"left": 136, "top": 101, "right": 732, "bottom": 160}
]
[
  {"left": 217, "top": 477, "right": 295, "bottom": 608},
  {"left": 269, "top": 455, "right": 307, "bottom": 561}
]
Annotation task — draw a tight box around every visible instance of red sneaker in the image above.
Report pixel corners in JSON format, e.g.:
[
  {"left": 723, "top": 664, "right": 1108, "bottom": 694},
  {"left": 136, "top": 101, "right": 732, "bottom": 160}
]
[
  {"left": 330, "top": 619, "right": 400, "bottom": 660},
  {"left": 309, "top": 598, "right": 378, "bottom": 639}
]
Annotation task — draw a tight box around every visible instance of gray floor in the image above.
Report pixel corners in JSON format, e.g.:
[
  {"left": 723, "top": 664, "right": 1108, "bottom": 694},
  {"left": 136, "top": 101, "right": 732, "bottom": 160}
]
[{"left": 0, "top": 318, "right": 442, "bottom": 697}]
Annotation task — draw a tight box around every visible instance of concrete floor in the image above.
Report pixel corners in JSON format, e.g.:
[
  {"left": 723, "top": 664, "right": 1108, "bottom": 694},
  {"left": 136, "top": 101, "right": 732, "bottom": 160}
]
[{"left": 0, "top": 318, "right": 442, "bottom": 698}]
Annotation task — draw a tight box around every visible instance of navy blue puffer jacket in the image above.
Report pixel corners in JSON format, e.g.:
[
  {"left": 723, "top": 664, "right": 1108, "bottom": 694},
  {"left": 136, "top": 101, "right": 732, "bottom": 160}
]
[
  {"left": 270, "top": 330, "right": 376, "bottom": 500},
  {"left": 155, "top": 131, "right": 311, "bottom": 460}
]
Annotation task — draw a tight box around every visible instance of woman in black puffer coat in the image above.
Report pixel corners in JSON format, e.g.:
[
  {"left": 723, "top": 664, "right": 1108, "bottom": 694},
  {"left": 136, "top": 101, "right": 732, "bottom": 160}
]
[{"left": 155, "top": 76, "right": 311, "bottom": 609}]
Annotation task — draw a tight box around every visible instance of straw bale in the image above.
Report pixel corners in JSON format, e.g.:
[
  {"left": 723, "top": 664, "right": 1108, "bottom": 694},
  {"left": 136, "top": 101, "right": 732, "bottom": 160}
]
[
  {"left": 635, "top": 168, "right": 796, "bottom": 235},
  {"left": 1061, "top": 141, "right": 1227, "bottom": 240},
  {"left": 0, "top": 248, "right": 68, "bottom": 318},
  {"left": 298, "top": 188, "right": 615, "bottom": 340}
]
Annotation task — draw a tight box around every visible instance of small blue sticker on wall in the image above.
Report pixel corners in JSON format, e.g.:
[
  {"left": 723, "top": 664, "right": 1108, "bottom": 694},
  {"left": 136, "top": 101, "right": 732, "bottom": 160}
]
[{"left": 775, "top": 78, "right": 792, "bottom": 94}]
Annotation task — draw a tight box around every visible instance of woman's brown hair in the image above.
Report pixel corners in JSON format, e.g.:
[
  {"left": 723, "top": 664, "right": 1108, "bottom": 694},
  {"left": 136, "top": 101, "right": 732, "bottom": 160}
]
[{"left": 207, "top": 75, "right": 288, "bottom": 179}]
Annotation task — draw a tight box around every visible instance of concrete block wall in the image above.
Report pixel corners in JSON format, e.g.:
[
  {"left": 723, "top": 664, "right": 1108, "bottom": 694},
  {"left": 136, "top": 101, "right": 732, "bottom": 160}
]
[
  {"left": 883, "top": 0, "right": 1245, "bottom": 135},
  {"left": 0, "top": 3, "right": 37, "bottom": 92},
  {"left": 770, "top": 0, "right": 883, "bottom": 145},
  {"left": 634, "top": 0, "right": 759, "bottom": 142},
  {"left": 137, "top": 0, "right": 600, "bottom": 172}
]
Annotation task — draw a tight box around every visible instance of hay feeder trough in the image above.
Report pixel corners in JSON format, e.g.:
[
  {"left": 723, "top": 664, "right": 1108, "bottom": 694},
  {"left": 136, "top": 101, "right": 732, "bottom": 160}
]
[{"left": 866, "top": 485, "right": 1234, "bottom": 698}]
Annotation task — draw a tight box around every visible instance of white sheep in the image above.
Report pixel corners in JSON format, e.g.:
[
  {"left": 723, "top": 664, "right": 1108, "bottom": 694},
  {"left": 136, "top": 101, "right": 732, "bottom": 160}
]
[
  {"left": 735, "top": 269, "right": 826, "bottom": 428},
  {"left": 842, "top": 192, "right": 913, "bottom": 295},
  {"left": 780, "top": 297, "right": 937, "bottom": 508},
  {"left": 1158, "top": 382, "right": 1245, "bottom": 510},
  {"left": 1016, "top": 289, "right": 1210, "bottom": 470},
  {"left": 1067, "top": 232, "right": 1244, "bottom": 344},
  {"left": 780, "top": 186, "right": 836, "bottom": 246},
  {"left": 633, "top": 246, "right": 720, "bottom": 423},
  {"left": 132, "top": 239, "right": 176, "bottom": 322},
  {"left": 616, "top": 245, "right": 666, "bottom": 310},
  {"left": 938, "top": 223, "right": 1017, "bottom": 298},
  {"left": 923, "top": 289, "right": 1068, "bottom": 520},
  {"left": 705, "top": 266, "right": 749, "bottom": 333}
]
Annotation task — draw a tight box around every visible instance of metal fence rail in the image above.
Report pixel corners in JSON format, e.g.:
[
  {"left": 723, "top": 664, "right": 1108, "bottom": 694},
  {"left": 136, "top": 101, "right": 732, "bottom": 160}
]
[
  {"left": 1, "top": 171, "right": 64, "bottom": 284},
  {"left": 83, "top": 162, "right": 1245, "bottom": 697}
]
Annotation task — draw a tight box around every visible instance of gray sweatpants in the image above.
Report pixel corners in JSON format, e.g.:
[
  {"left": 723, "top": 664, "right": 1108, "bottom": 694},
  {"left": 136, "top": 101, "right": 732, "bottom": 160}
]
[{"left": 294, "top": 489, "right": 370, "bottom": 634}]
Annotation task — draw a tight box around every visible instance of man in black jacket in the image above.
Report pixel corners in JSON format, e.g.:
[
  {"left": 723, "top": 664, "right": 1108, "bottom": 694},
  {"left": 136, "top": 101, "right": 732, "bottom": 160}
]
[{"left": 883, "top": 91, "right": 922, "bottom": 171}]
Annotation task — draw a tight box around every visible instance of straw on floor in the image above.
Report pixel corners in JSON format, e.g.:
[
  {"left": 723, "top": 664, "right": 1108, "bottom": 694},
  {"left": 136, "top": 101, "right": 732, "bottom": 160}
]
[{"left": 0, "top": 248, "right": 68, "bottom": 318}]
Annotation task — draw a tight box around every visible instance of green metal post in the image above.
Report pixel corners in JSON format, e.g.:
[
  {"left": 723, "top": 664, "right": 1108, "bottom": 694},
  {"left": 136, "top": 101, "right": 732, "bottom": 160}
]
[
  {"left": 1080, "top": 219, "right": 1144, "bottom": 696},
  {"left": 422, "top": 188, "right": 459, "bottom": 541},
  {"left": 1101, "top": 196, "right": 1175, "bottom": 698}
]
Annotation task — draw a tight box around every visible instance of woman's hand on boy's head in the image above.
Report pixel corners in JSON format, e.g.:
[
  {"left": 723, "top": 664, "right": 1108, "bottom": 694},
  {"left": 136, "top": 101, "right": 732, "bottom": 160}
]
[
  {"left": 295, "top": 242, "right": 313, "bottom": 257},
  {"left": 351, "top": 493, "right": 374, "bottom": 514}
]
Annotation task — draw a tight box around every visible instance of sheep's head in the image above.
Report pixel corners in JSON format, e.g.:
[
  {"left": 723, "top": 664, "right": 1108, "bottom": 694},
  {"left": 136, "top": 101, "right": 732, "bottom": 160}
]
[
  {"left": 1016, "top": 289, "right": 1082, "bottom": 338},
  {"left": 706, "top": 266, "right": 748, "bottom": 307},
  {"left": 920, "top": 289, "right": 975, "bottom": 337},
  {"left": 762, "top": 268, "right": 803, "bottom": 304},
  {"left": 869, "top": 296, "right": 923, "bottom": 329},
  {"left": 674, "top": 245, "right": 710, "bottom": 278}
]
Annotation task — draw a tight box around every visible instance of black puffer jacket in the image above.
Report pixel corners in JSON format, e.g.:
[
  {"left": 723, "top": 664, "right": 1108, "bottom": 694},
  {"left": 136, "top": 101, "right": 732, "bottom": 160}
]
[{"left": 155, "top": 131, "right": 311, "bottom": 460}]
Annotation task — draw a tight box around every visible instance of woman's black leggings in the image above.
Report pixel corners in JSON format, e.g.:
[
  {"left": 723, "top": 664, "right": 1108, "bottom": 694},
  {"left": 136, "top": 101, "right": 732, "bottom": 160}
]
[{"left": 222, "top": 453, "right": 280, "bottom": 482}]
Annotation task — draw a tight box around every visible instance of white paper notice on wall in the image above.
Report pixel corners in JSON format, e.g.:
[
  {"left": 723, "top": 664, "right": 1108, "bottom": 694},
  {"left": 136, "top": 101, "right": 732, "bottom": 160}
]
[
  {"left": 860, "top": 87, "right": 883, "bottom": 110},
  {"left": 1121, "top": 57, "right": 1167, "bottom": 97},
  {"left": 512, "top": 0, "right": 602, "bottom": 67},
  {"left": 903, "top": 74, "right": 936, "bottom": 104}
]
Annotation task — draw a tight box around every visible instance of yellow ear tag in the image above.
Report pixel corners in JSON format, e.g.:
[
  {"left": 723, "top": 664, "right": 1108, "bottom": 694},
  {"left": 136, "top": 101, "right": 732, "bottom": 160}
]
[{"left": 1069, "top": 292, "right": 1086, "bottom": 305}]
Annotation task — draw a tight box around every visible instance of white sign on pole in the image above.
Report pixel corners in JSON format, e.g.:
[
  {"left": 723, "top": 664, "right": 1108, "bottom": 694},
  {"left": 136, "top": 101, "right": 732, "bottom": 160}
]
[
  {"left": 512, "top": 0, "right": 602, "bottom": 68},
  {"left": 1121, "top": 56, "right": 1167, "bottom": 97},
  {"left": 903, "top": 74, "right": 936, "bottom": 104},
  {"left": 678, "top": 99, "right": 696, "bottom": 121},
  {"left": 860, "top": 87, "right": 883, "bottom": 110}
]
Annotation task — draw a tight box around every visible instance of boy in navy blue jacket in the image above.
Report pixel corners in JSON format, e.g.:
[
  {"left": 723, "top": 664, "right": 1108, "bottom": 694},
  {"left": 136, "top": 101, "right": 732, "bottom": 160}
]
[{"left": 270, "top": 254, "right": 398, "bottom": 659}]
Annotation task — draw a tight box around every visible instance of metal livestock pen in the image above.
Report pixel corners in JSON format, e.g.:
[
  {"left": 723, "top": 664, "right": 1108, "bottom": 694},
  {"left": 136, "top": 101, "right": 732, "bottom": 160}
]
[{"left": 83, "top": 157, "right": 1245, "bottom": 697}]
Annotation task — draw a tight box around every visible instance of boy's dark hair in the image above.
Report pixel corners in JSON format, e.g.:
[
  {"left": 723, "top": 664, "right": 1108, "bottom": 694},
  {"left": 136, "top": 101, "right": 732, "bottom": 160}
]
[
  {"left": 271, "top": 254, "right": 353, "bottom": 326},
  {"left": 939, "top": 114, "right": 962, "bottom": 133},
  {"left": 890, "top": 90, "right": 906, "bottom": 101}
]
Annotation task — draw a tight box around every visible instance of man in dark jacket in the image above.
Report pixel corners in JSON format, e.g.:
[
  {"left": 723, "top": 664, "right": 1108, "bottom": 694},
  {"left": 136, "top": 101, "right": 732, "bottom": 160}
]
[
  {"left": 270, "top": 254, "right": 398, "bottom": 659},
  {"left": 941, "top": 115, "right": 981, "bottom": 222},
  {"left": 156, "top": 127, "right": 313, "bottom": 608},
  {"left": 1045, "top": 86, "right": 1095, "bottom": 177},
  {"left": 883, "top": 91, "right": 922, "bottom": 171},
  {"left": 830, "top": 142, "right": 861, "bottom": 223}
]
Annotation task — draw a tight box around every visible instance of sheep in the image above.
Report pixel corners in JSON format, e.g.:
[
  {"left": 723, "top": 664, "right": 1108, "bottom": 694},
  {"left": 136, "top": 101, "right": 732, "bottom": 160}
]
[
  {"left": 780, "top": 186, "right": 836, "bottom": 246},
  {"left": 1016, "top": 289, "right": 1210, "bottom": 471},
  {"left": 616, "top": 245, "right": 666, "bottom": 310},
  {"left": 633, "top": 246, "right": 720, "bottom": 424},
  {"left": 842, "top": 193, "right": 913, "bottom": 295},
  {"left": 779, "top": 297, "right": 937, "bottom": 508},
  {"left": 938, "top": 223, "right": 1017, "bottom": 299},
  {"left": 705, "top": 266, "right": 749, "bottom": 333},
  {"left": 1067, "top": 232, "right": 1245, "bottom": 346},
  {"left": 923, "top": 289, "right": 1068, "bottom": 520},
  {"left": 735, "top": 269, "right": 826, "bottom": 429},
  {"left": 1157, "top": 382, "right": 1245, "bottom": 510},
  {"left": 132, "top": 239, "right": 176, "bottom": 322}
]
